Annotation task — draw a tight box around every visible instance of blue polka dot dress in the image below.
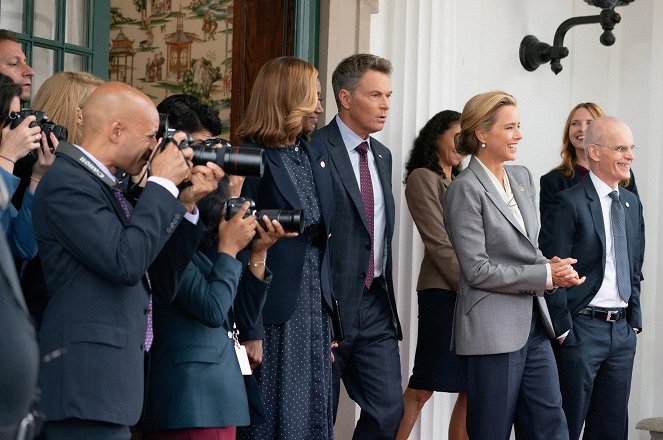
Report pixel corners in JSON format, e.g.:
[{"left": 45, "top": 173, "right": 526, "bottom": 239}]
[{"left": 237, "top": 143, "right": 334, "bottom": 440}]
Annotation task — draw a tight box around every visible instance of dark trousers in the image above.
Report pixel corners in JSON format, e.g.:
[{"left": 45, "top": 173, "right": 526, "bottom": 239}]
[
  {"left": 43, "top": 419, "right": 130, "bottom": 440},
  {"left": 463, "top": 307, "right": 568, "bottom": 440},
  {"left": 332, "top": 278, "right": 403, "bottom": 440},
  {"left": 555, "top": 311, "right": 636, "bottom": 440}
]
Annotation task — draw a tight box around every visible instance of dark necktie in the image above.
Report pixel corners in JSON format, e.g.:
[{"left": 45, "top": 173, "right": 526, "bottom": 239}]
[
  {"left": 356, "top": 142, "right": 374, "bottom": 289},
  {"left": 113, "top": 189, "right": 154, "bottom": 352},
  {"left": 608, "top": 191, "right": 631, "bottom": 302}
]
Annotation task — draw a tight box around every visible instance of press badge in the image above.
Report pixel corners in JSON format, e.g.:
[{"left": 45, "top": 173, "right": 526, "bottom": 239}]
[{"left": 232, "top": 325, "right": 252, "bottom": 375}]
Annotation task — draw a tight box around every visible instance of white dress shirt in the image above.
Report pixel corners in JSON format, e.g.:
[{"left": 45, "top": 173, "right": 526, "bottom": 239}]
[{"left": 335, "top": 115, "right": 386, "bottom": 279}]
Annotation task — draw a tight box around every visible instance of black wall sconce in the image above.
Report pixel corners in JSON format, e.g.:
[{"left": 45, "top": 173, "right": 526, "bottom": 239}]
[{"left": 519, "top": 0, "right": 636, "bottom": 75}]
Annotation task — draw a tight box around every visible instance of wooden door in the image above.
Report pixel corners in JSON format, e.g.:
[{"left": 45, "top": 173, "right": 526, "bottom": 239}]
[{"left": 230, "top": 0, "right": 295, "bottom": 145}]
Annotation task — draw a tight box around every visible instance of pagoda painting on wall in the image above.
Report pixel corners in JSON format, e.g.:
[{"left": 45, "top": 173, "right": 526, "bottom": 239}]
[{"left": 110, "top": 0, "right": 232, "bottom": 136}]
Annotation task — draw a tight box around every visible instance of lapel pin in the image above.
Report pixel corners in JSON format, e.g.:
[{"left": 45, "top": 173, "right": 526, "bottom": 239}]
[
  {"left": 378, "top": 154, "right": 383, "bottom": 158},
  {"left": 625, "top": 202, "right": 630, "bottom": 208},
  {"left": 320, "top": 161, "right": 326, "bottom": 168},
  {"left": 519, "top": 185, "right": 525, "bottom": 192}
]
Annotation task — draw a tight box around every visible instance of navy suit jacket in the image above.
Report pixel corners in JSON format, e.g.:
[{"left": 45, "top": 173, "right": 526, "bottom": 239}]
[
  {"left": 539, "top": 175, "right": 644, "bottom": 336},
  {"left": 0, "top": 229, "right": 39, "bottom": 435},
  {"left": 237, "top": 137, "right": 334, "bottom": 340},
  {"left": 143, "top": 252, "right": 270, "bottom": 430},
  {"left": 312, "top": 119, "right": 402, "bottom": 339},
  {"left": 33, "top": 152, "right": 204, "bottom": 425}
]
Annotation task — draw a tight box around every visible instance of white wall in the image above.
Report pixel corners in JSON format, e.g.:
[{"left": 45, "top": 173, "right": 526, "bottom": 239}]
[{"left": 327, "top": 0, "right": 663, "bottom": 438}]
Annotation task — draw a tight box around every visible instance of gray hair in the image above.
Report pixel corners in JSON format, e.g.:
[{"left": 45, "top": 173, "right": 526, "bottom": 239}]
[{"left": 331, "top": 53, "right": 392, "bottom": 109}]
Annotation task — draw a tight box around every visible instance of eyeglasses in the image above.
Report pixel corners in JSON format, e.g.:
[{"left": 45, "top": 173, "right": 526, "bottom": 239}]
[{"left": 593, "top": 143, "right": 636, "bottom": 154}]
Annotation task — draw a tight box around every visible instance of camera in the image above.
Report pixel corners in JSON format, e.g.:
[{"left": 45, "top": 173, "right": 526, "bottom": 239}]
[
  {"left": 157, "top": 118, "right": 264, "bottom": 178},
  {"left": 225, "top": 197, "right": 304, "bottom": 233},
  {"left": 7, "top": 110, "right": 68, "bottom": 156}
]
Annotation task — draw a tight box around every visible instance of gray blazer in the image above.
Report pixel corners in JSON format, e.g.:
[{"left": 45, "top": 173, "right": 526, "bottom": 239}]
[{"left": 444, "top": 156, "right": 554, "bottom": 356}]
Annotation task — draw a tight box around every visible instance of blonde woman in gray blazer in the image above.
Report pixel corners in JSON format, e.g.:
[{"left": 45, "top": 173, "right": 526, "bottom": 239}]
[{"left": 444, "top": 91, "right": 584, "bottom": 440}]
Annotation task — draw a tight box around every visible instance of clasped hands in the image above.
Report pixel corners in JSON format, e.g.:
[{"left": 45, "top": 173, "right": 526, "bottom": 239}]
[{"left": 550, "top": 256, "right": 586, "bottom": 289}]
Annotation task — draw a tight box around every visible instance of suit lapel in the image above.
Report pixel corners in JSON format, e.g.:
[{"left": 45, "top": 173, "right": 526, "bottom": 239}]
[
  {"left": 507, "top": 168, "right": 536, "bottom": 244},
  {"left": 305, "top": 140, "right": 333, "bottom": 232},
  {"left": 468, "top": 157, "right": 529, "bottom": 241},
  {"left": 326, "top": 121, "right": 371, "bottom": 232},
  {"left": 371, "top": 138, "right": 395, "bottom": 238},
  {"left": 583, "top": 178, "right": 607, "bottom": 260},
  {"left": 263, "top": 147, "right": 302, "bottom": 210}
]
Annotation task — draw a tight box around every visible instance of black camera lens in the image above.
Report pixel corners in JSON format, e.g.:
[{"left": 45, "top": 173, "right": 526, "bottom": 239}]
[
  {"left": 225, "top": 197, "right": 304, "bottom": 233},
  {"left": 254, "top": 209, "right": 304, "bottom": 233},
  {"left": 190, "top": 139, "right": 264, "bottom": 178}
]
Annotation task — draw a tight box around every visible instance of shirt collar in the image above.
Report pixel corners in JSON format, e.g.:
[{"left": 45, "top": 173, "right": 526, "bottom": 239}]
[
  {"left": 589, "top": 170, "right": 618, "bottom": 199},
  {"left": 335, "top": 114, "right": 370, "bottom": 154},
  {"left": 73, "top": 144, "right": 118, "bottom": 183}
]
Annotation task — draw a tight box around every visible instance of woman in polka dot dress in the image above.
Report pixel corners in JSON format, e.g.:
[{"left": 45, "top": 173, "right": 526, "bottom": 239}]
[{"left": 235, "top": 56, "right": 335, "bottom": 440}]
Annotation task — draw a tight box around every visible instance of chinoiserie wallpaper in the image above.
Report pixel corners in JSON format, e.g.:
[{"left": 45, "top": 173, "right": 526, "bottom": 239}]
[{"left": 109, "top": 0, "right": 232, "bottom": 136}]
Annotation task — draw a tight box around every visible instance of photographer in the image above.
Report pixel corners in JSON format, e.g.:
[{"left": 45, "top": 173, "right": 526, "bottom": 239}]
[
  {"left": 33, "top": 82, "right": 221, "bottom": 440},
  {"left": 0, "top": 72, "right": 55, "bottom": 261}
]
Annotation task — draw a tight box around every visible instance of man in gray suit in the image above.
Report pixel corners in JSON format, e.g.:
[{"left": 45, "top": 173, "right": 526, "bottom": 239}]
[
  {"left": 312, "top": 54, "right": 402, "bottom": 439},
  {"left": 540, "top": 117, "right": 644, "bottom": 440}
]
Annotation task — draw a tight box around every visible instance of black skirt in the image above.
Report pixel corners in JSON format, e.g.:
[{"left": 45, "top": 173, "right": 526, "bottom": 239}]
[{"left": 407, "top": 288, "right": 466, "bottom": 392}]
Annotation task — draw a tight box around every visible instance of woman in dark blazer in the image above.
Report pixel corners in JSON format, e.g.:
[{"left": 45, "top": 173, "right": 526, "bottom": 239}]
[
  {"left": 397, "top": 110, "right": 468, "bottom": 440},
  {"left": 142, "top": 179, "right": 289, "bottom": 440},
  {"left": 142, "top": 94, "right": 293, "bottom": 440},
  {"left": 539, "top": 102, "right": 638, "bottom": 218},
  {"left": 234, "top": 57, "right": 335, "bottom": 440}
]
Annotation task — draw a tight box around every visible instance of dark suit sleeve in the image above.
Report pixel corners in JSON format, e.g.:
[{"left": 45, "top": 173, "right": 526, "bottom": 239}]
[
  {"left": 235, "top": 175, "right": 266, "bottom": 341},
  {"left": 148, "top": 218, "right": 206, "bottom": 303},
  {"left": 173, "top": 253, "right": 242, "bottom": 328},
  {"left": 539, "top": 192, "right": 576, "bottom": 335},
  {"left": 234, "top": 268, "right": 271, "bottom": 335},
  {"left": 38, "top": 177, "right": 187, "bottom": 286},
  {"left": 539, "top": 170, "right": 562, "bottom": 219},
  {"left": 626, "top": 196, "right": 644, "bottom": 330}
]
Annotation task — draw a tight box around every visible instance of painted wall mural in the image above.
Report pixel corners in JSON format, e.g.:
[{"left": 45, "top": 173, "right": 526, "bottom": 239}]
[{"left": 109, "top": 0, "right": 232, "bottom": 136}]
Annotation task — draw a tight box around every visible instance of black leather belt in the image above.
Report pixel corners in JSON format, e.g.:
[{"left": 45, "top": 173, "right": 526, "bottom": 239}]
[{"left": 577, "top": 307, "right": 625, "bottom": 322}]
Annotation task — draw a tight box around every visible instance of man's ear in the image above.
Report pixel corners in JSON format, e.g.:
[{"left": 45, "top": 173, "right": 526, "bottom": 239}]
[
  {"left": 338, "top": 89, "right": 352, "bottom": 112},
  {"left": 108, "top": 120, "right": 124, "bottom": 144},
  {"left": 587, "top": 143, "right": 600, "bottom": 163}
]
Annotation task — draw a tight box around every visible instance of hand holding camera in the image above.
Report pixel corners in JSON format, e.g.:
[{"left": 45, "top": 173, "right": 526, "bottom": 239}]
[
  {"left": 5, "top": 110, "right": 68, "bottom": 160},
  {"left": 150, "top": 130, "right": 193, "bottom": 187},
  {"left": 179, "top": 161, "right": 225, "bottom": 213},
  {"left": 218, "top": 200, "right": 257, "bottom": 258},
  {"left": 1, "top": 113, "right": 41, "bottom": 166}
]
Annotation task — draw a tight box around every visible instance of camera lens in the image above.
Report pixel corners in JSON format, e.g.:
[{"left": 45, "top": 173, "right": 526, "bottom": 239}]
[{"left": 256, "top": 209, "right": 304, "bottom": 233}]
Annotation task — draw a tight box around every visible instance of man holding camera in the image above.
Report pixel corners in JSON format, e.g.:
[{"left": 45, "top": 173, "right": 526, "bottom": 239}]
[{"left": 33, "top": 82, "right": 222, "bottom": 440}]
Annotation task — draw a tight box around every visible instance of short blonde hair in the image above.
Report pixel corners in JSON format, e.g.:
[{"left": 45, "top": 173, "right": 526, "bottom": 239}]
[
  {"left": 456, "top": 91, "right": 517, "bottom": 156},
  {"left": 236, "top": 57, "right": 318, "bottom": 147},
  {"left": 32, "top": 71, "right": 104, "bottom": 144}
]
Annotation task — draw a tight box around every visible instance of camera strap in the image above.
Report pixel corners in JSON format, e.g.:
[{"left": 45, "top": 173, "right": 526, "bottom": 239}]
[{"left": 56, "top": 142, "right": 126, "bottom": 192}]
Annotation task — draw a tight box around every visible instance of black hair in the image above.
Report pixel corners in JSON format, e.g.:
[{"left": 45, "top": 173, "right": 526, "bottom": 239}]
[
  {"left": 403, "top": 110, "right": 461, "bottom": 183},
  {"left": 196, "top": 175, "right": 230, "bottom": 252},
  {"left": 0, "top": 72, "right": 22, "bottom": 126},
  {"left": 157, "top": 93, "right": 222, "bottom": 135}
]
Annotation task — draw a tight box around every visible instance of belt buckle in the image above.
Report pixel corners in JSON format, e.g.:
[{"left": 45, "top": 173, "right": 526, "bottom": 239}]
[{"left": 605, "top": 310, "right": 619, "bottom": 322}]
